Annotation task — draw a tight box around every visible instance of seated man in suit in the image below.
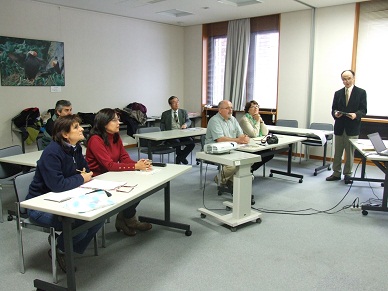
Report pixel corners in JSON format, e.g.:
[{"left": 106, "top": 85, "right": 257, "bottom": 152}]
[
  {"left": 41, "top": 100, "right": 72, "bottom": 148},
  {"left": 205, "top": 100, "right": 250, "bottom": 187},
  {"left": 160, "top": 96, "right": 195, "bottom": 164}
]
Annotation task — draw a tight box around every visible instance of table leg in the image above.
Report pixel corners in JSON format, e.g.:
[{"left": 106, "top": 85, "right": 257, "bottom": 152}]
[
  {"left": 33, "top": 217, "right": 76, "bottom": 291},
  {"left": 270, "top": 144, "right": 304, "bottom": 183},
  {"left": 313, "top": 142, "right": 332, "bottom": 176},
  {"left": 139, "top": 182, "right": 192, "bottom": 236}
]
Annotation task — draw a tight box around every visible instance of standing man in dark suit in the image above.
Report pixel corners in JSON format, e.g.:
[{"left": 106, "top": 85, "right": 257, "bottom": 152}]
[
  {"left": 160, "top": 96, "right": 195, "bottom": 164},
  {"left": 326, "top": 70, "right": 367, "bottom": 184}
]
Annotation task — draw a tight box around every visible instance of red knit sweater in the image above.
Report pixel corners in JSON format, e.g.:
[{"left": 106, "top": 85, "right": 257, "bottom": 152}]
[{"left": 86, "top": 133, "right": 137, "bottom": 177}]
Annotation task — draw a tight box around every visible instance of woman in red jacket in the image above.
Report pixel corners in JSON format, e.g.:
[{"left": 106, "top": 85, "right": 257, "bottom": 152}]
[{"left": 86, "top": 108, "right": 152, "bottom": 236}]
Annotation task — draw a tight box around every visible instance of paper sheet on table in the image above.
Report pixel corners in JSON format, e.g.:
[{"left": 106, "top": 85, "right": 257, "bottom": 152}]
[
  {"left": 137, "top": 168, "right": 161, "bottom": 175},
  {"left": 80, "top": 179, "right": 127, "bottom": 190},
  {"left": 44, "top": 188, "right": 91, "bottom": 203},
  {"left": 63, "top": 190, "right": 115, "bottom": 213},
  {"left": 308, "top": 130, "right": 327, "bottom": 146}
]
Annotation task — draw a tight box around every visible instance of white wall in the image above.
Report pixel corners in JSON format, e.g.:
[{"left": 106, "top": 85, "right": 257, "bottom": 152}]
[
  {"left": 278, "top": 9, "right": 312, "bottom": 127},
  {"left": 278, "top": 4, "right": 356, "bottom": 158},
  {"left": 0, "top": 0, "right": 186, "bottom": 150},
  {"left": 311, "top": 5, "right": 356, "bottom": 123}
]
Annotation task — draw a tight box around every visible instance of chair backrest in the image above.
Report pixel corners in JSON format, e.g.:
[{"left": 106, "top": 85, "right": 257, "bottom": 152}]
[
  {"left": 13, "top": 171, "right": 35, "bottom": 215},
  {"left": 276, "top": 119, "right": 298, "bottom": 128},
  {"left": 36, "top": 137, "right": 44, "bottom": 151},
  {"left": 0, "top": 145, "right": 23, "bottom": 179},
  {"left": 137, "top": 127, "right": 161, "bottom": 147},
  {"left": 310, "top": 123, "right": 334, "bottom": 140}
]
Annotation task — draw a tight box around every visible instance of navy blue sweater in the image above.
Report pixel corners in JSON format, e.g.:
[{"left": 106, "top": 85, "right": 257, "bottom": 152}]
[{"left": 27, "top": 141, "right": 89, "bottom": 200}]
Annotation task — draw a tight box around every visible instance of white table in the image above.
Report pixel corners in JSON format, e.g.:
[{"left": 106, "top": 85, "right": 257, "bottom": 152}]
[
  {"left": 196, "top": 151, "right": 262, "bottom": 231},
  {"left": 134, "top": 127, "right": 207, "bottom": 160},
  {"left": 267, "top": 125, "right": 334, "bottom": 176},
  {"left": 350, "top": 139, "right": 388, "bottom": 215},
  {"left": 237, "top": 134, "right": 307, "bottom": 183},
  {"left": 0, "top": 150, "right": 42, "bottom": 167},
  {"left": 20, "top": 164, "right": 192, "bottom": 291},
  {"left": 0, "top": 145, "right": 91, "bottom": 168}
]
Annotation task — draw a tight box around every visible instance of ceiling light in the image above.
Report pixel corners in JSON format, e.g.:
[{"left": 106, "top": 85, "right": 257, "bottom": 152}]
[
  {"left": 217, "top": 0, "right": 263, "bottom": 7},
  {"left": 157, "top": 9, "right": 193, "bottom": 18}
]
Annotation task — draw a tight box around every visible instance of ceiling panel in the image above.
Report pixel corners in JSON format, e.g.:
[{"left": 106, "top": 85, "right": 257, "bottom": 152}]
[{"left": 31, "top": 0, "right": 369, "bottom": 26}]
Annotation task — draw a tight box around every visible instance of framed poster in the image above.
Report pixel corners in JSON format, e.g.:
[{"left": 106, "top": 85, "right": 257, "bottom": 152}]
[{"left": 0, "top": 36, "right": 65, "bottom": 86}]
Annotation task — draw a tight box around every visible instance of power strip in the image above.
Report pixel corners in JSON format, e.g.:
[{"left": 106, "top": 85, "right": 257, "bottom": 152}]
[{"left": 350, "top": 206, "right": 361, "bottom": 211}]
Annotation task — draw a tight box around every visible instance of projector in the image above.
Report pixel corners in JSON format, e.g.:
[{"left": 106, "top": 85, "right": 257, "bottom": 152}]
[{"left": 204, "top": 142, "right": 237, "bottom": 154}]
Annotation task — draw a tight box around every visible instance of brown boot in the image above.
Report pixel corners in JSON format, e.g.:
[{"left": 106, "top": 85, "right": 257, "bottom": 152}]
[
  {"left": 124, "top": 216, "right": 152, "bottom": 231},
  {"left": 115, "top": 212, "right": 136, "bottom": 236}
]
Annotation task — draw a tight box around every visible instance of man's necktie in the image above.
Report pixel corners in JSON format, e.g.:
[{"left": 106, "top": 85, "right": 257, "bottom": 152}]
[
  {"left": 174, "top": 111, "right": 178, "bottom": 123},
  {"left": 345, "top": 88, "right": 349, "bottom": 106}
]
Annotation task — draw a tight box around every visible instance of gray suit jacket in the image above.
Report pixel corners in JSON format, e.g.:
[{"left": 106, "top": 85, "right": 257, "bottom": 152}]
[{"left": 160, "top": 109, "right": 191, "bottom": 131}]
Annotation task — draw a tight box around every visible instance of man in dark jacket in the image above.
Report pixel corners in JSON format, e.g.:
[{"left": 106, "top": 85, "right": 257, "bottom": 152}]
[
  {"left": 160, "top": 96, "right": 194, "bottom": 164},
  {"left": 42, "top": 100, "right": 72, "bottom": 148},
  {"left": 326, "top": 70, "right": 367, "bottom": 184}
]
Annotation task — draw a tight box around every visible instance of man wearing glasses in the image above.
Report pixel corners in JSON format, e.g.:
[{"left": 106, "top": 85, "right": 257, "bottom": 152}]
[
  {"left": 160, "top": 96, "right": 195, "bottom": 165},
  {"left": 205, "top": 100, "right": 250, "bottom": 187}
]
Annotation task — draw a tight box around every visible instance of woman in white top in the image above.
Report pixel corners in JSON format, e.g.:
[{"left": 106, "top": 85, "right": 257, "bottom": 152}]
[{"left": 239, "top": 100, "right": 274, "bottom": 173}]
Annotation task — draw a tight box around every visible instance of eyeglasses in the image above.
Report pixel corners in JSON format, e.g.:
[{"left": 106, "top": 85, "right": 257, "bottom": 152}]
[{"left": 250, "top": 105, "right": 259, "bottom": 109}]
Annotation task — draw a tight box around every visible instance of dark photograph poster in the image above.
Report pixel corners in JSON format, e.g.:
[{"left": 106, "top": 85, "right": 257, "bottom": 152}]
[{"left": 0, "top": 36, "right": 64, "bottom": 86}]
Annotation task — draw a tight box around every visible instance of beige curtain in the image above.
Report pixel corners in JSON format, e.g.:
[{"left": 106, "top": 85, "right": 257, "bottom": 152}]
[{"left": 223, "top": 18, "right": 250, "bottom": 110}]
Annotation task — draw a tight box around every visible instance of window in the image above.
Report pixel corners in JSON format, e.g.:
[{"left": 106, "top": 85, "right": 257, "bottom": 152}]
[
  {"left": 247, "top": 31, "right": 279, "bottom": 108},
  {"left": 356, "top": 0, "right": 388, "bottom": 118},
  {"left": 204, "top": 15, "right": 280, "bottom": 110},
  {"left": 207, "top": 36, "right": 227, "bottom": 105}
]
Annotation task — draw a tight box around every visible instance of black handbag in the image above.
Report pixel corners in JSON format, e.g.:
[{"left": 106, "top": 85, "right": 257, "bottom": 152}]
[{"left": 261, "top": 133, "right": 278, "bottom": 145}]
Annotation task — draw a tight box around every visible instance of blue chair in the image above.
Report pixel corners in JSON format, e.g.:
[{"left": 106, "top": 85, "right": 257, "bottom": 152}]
[
  {"left": 0, "top": 145, "right": 23, "bottom": 223},
  {"left": 299, "top": 122, "right": 333, "bottom": 163},
  {"left": 275, "top": 119, "right": 299, "bottom": 159},
  {"left": 137, "top": 127, "right": 176, "bottom": 163}
]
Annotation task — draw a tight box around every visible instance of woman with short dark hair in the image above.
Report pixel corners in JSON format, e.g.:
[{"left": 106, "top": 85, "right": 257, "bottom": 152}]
[
  {"left": 239, "top": 101, "right": 274, "bottom": 173},
  {"left": 26, "top": 114, "right": 104, "bottom": 273}
]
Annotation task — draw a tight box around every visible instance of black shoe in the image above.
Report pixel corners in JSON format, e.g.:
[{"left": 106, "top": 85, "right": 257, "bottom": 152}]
[
  {"left": 344, "top": 175, "right": 353, "bottom": 184},
  {"left": 326, "top": 175, "right": 341, "bottom": 181},
  {"left": 175, "top": 156, "right": 181, "bottom": 164},
  {"left": 180, "top": 157, "right": 189, "bottom": 165}
]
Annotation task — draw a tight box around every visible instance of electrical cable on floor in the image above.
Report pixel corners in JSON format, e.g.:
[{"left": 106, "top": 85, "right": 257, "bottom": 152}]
[{"left": 251, "top": 158, "right": 367, "bottom": 215}]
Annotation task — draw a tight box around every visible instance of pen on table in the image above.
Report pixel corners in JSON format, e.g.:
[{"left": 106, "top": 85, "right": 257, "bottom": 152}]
[{"left": 76, "top": 169, "right": 87, "bottom": 174}]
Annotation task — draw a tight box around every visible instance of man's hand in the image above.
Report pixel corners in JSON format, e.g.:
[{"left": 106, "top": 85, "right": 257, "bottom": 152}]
[{"left": 237, "top": 135, "right": 250, "bottom": 144}]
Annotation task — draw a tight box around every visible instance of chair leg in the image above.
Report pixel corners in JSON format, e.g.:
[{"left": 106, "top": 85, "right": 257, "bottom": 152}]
[
  {"left": 16, "top": 203, "right": 25, "bottom": 274},
  {"left": 262, "top": 164, "right": 266, "bottom": 177},
  {"left": 49, "top": 228, "right": 58, "bottom": 284}
]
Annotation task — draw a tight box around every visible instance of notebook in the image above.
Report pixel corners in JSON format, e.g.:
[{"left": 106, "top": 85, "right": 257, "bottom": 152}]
[{"left": 367, "top": 132, "right": 388, "bottom": 156}]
